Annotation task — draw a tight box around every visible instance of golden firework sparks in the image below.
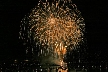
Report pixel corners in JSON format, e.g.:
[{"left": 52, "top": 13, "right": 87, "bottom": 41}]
[{"left": 19, "top": 0, "right": 85, "bottom": 64}]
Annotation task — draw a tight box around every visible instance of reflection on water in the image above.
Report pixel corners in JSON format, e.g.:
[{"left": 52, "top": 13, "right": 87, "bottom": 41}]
[
  {"left": 0, "top": 60, "right": 108, "bottom": 72},
  {"left": 0, "top": 67, "right": 107, "bottom": 72},
  {"left": 0, "top": 64, "right": 108, "bottom": 72}
]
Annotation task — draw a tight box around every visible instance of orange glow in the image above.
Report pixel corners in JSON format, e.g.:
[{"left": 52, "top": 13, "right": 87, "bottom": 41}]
[
  {"left": 20, "top": 0, "right": 85, "bottom": 65},
  {"left": 48, "top": 18, "right": 56, "bottom": 24},
  {"left": 58, "top": 68, "right": 68, "bottom": 72}
]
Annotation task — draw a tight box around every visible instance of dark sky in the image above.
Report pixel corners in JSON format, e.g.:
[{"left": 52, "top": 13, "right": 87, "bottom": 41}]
[{"left": 0, "top": 0, "right": 108, "bottom": 61}]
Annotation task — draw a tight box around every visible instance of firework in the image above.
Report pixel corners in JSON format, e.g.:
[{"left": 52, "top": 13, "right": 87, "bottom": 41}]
[{"left": 19, "top": 0, "right": 85, "bottom": 64}]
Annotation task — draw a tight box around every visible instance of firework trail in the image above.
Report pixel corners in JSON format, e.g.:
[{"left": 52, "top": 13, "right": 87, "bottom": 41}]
[{"left": 19, "top": 0, "right": 85, "bottom": 65}]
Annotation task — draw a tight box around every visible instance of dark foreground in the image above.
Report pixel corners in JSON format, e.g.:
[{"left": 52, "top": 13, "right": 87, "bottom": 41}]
[{"left": 0, "top": 60, "right": 108, "bottom": 72}]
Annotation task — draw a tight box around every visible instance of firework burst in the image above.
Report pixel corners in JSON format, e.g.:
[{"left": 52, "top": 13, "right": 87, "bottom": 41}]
[{"left": 19, "top": 0, "right": 85, "bottom": 64}]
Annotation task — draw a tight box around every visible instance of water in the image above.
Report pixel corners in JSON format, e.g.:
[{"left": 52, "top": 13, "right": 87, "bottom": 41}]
[
  {"left": 0, "top": 65, "right": 108, "bottom": 72},
  {"left": 0, "top": 61, "right": 108, "bottom": 72}
]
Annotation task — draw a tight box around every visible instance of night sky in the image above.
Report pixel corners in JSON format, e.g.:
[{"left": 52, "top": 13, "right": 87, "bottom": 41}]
[{"left": 0, "top": 0, "right": 108, "bottom": 62}]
